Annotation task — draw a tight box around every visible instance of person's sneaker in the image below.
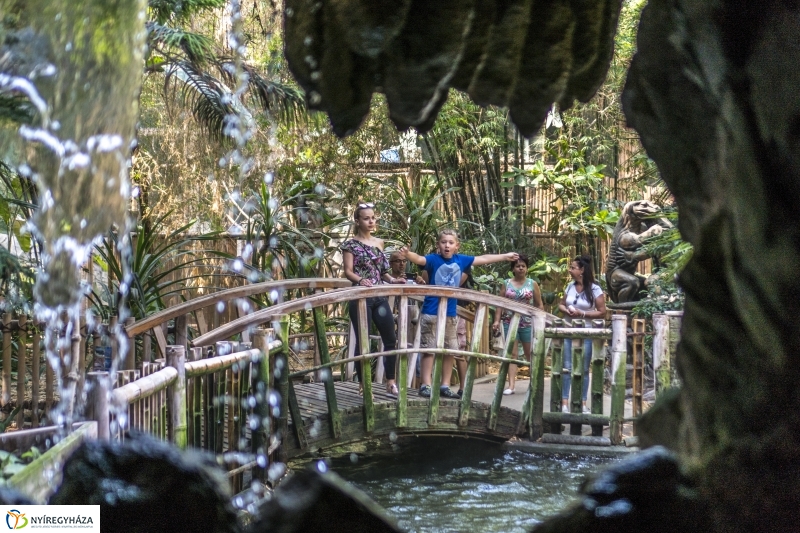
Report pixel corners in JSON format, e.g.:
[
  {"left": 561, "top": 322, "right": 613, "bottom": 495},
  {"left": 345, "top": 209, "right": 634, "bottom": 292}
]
[
  {"left": 440, "top": 387, "right": 460, "bottom": 399},
  {"left": 561, "top": 404, "right": 570, "bottom": 414},
  {"left": 419, "top": 384, "right": 431, "bottom": 398},
  {"left": 582, "top": 405, "right": 592, "bottom": 414},
  {"left": 503, "top": 388, "right": 515, "bottom": 395},
  {"left": 456, "top": 389, "right": 464, "bottom": 399}
]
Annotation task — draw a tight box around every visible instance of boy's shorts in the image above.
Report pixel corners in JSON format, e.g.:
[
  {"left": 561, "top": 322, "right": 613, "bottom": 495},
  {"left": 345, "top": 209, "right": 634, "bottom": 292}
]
[
  {"left": 420, "top": 314, "right": 460, "bottom": 351},
  {"left": 457, "top": 316, "right": 467, "bottom": 351}
]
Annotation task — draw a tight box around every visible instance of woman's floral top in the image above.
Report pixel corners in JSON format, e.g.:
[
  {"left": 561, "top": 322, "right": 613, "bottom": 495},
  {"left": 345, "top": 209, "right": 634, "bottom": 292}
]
[
  {"left": 341, "top": 239, "right": 389, "bottom": 285},
  {"left": 500, "top": 278, "right": 537, "bottom": 328}
]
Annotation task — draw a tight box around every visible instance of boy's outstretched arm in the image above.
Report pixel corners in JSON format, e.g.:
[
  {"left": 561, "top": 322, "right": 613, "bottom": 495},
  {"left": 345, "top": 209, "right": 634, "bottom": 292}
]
[
  {"left": 472, "top": 251, "right": 519, "bottom": 267},
  {"left": 398, "top": 246, "right": 427, "bottom": 267}
]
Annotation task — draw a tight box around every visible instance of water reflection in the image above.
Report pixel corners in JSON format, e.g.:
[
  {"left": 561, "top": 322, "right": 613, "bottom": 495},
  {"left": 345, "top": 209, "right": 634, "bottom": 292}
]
[{"left": 322, "top": 439, "right": 618, "bottom": 533}]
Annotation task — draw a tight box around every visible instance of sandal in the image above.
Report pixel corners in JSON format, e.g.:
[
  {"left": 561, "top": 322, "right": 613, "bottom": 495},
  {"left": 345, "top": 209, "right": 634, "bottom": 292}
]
[{"left": 387, "top": 384, "right": 399, "bottom": 397}]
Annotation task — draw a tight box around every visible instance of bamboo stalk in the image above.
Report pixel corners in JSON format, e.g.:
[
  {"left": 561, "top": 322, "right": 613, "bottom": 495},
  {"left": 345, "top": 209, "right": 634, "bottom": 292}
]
[
  {"left": 459, "top": 304, "right": 486, "bottom": 427},
  {"left": 549, "top": 319, "right": 564, "bottom": 434},
  {"left": 16, "top": 316, "right": 27, "bottom": 428},
  {"left": 86, "top": 372, "right": 110, "bottom": 440},
  {"left": 428, "top": 298, "right": 448, "bottom": 426},
  {"left": 226, "top": 367, "right": 234, "bottom": 451},
  {"left": 313, "top": 307, "right": 341, "bottom": 438},
  {"left": 111, "top": 367, "right": 178, "bottom": 405},
  {"left": 191, "top": 285, "right": 549, "bottom": 348},
  {"left": 356, "top": 299, "right": 374, "bottom": 432},
  {"left": 251, "top": 330, "right": 270, "bottom": 480},
  {"left": 2, "top": 313, "right": 11, "bottom": 406},
  {"left": 540, "top": 434, "right": 611, "bottom": 446},
  {"left": 166, "top": 346, "right": 187, "bottom": 449},
  {"left": 544, "top": 327, "right": 612, "bottom": 338},
  {"left": 396, "top": 296, "right": 409, "bottom": 428},
  {"left": 214, "top": 363, "right": 224, "bottom": 453},
  {"left": 190, "top": 347, "right": 203, "bottom": 448},
  {"left": 526, "top": 313, "right": 547, "bottom": 439},
  {"left": 632, "top": 318, "right": 645, "bottom": 416},
  {"left": 568, "top": 320, "right": 585, "bottom": 436},
  {"left": 489, "top": 313, "right": 520, "bottom": 431},
  {"left": 128, "top": 278, "right": 350, "bottom": 337},
  {"left": 123, "top": 317, "right": 135, "bottom": 371},
  {"left": 652, "top": 314, "right": 670, "bottom": 397},
  {"left": 591, "top": 319, "right": 605, "bottom": 437},
  {"left": 185, "top": 349, "right": 262, "bottom": 378},
  {"left": 276, "top": 315, "right": 290, "bottom": 463},
  {"left": 31, "top": 325, "right": 40, "bottom": 428},
  {"left": 610, "top": 315, "right": 627, "bottom": 445},
  {"left": 45, "top": 334, "right": 53, "bottom": 416},
  {"left": 666, "top": 311, "right": 682, "bottom": 388}
]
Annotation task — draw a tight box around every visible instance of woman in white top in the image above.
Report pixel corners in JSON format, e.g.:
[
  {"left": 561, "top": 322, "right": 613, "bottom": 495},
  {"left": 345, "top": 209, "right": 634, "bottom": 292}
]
[{"left": 557, "top": 255, "right": 607, "bottom": 413}]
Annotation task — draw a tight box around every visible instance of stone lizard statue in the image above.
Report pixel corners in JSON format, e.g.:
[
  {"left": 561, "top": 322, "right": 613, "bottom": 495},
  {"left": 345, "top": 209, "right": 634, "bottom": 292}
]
[{"left": 606, "top": 200, "right": 673, "bottom": 304}]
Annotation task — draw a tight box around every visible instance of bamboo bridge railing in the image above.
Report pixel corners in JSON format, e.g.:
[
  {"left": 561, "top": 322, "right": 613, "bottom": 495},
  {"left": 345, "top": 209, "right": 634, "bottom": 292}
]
[{"left": 2, "top": 280, "right": 683, "bottom": 493}]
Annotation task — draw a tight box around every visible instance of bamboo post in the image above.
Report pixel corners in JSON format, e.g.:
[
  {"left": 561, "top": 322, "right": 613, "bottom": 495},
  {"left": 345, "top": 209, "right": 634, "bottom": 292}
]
[
  {"left": 407, "top": 313, "right": 422, "bottom": 388},
  {"left": 346, "top": 323, "right": 356, "bottom": 382},
  {"left": 166, "top": 345, "right": 187, "bottom": 448},
  {"left": 396, "top": 296, "right": 409, "bottom": 428},
  {"left": 252, "top": 329, "right": 271, "bottom": 481},
  {"left": 632, "top": 318, "right": 645, "bottom": 416},
  {"left": 569, "top": 319, "right": 585, "bottom": 436},
  {"left": 31, "top": 324, "right": 40, "bottom": 428},
  {"left": 123, "top": 317, "right": 136, "bottom": 371},
  {"left": 204, "top": 365, "right": 215, "bottom": 451},
  {"left": 356, "top": 299, "right": 374, "bottom": 432},
  {"left": 548, "top": 319, "right": 564, "bottom": 434},
  {"left": 610, "top": 314, "right": 627, "bottom": 445},
  {"left": 175, "top": 314, "right": 188, "bottom": 350},
  {"left": 489, "top": 313, "right": 520, "bottom": 431},
  {"left": 313, "top": 307, "right": 341, "bottom": 438},
  {"left": 275, "top": 315, "right": 290, "bottom": 463},
  {"left": 214, "top": 360, "right": 224, "bottom": 453},
  {"left": 226, "top": 367, "right": 235, "bottom": 451},
  {"left": 652, "top": 313, "right": 670, "bottom": 397},
  {"left": 86, "top": 371, "right": 110, "bottom": 441},
  {"left": 189, "top": 347, "right": 203, "bottom": 448},
  {"left": 142, "top": 332, "right": 152, "bottom": 363},
  {"left": 590, "top": 319, "right": 605, "bottom": 437},
  {"left": 109, "top": 316, "right": 119, "bottom": 369},
  {"left": 428, "top": 298, "right": 448, "bottom": 426},
  {"left": 2, "top": 312, "right": 11, "bottom": 406},
  {"left": 666, "top": 311, "right": 682, "bottom": 388},
  {"left": 76, "top": 318, "right": 86, "bottom": 407},
  {"left": 526, "top": 313, "right": 547, "bottom": 439},
  {"left": 458, "top": 304, "right": 486, "bottom": 427},
  {"left": 16, "top": 315, "right": 27, "bottom": 428}
]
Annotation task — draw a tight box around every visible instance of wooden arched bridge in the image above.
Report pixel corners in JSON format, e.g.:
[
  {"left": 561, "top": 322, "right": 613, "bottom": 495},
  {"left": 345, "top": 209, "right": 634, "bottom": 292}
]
[{"left": 62, "top": 278, "right": 651, "bottom": 494}]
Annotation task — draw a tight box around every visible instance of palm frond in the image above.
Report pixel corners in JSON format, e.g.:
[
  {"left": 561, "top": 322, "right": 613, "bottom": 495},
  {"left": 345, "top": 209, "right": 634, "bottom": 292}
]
[
  {"left": 217, "top": 60, "right": 307, "bottom": 126},
  {"left": 146, "top": 22, "right": 217, "bottom": 67},
  {"left": 163, "top": 60, "right": 235, "bottom": 140},
  {"left": 0, "top": 93, "right": 35, "bottom": 124}
]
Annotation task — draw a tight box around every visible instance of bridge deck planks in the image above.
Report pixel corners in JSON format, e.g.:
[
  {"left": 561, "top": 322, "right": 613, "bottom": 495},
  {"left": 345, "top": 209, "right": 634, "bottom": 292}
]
[{"left": 284, "top": 381, "right": 521, "bottom": 458}]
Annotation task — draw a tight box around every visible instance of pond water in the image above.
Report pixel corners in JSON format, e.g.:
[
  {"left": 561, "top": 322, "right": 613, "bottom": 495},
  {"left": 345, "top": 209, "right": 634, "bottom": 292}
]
[{"left": 321, "top": 438, "right": 620, "bottom": 533}]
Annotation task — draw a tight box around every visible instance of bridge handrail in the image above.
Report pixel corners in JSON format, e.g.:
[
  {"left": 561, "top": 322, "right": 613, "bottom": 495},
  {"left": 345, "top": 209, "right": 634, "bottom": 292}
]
[
  {"left": 284, "top": 326, "right": 612, "bottom": 379},
  {"left": 191, "top": 285, "right": 550, "bottom": 347},
  {"left": 111, "top": 343, "right": 281, "bottom": 406},
  {"left": 126, "top": 278, "right": 350, "bottom": 336}
]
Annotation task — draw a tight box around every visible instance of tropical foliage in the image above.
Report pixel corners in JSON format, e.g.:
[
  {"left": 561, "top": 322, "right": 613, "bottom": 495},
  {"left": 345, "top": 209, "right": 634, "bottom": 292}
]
[{"left": 89, "top": 213, "right": 220, "bottom": 321}]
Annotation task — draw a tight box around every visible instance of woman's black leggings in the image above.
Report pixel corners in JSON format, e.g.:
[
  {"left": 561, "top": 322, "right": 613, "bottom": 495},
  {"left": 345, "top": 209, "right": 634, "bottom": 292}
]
[{"left": 349, "top": 296, "right": 397, "bottom": 383}]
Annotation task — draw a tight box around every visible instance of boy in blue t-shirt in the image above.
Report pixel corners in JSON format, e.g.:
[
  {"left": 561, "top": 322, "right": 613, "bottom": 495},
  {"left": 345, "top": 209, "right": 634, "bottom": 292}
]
[{"left": 399, "top": 229, "right": 518, "bottom": 398}]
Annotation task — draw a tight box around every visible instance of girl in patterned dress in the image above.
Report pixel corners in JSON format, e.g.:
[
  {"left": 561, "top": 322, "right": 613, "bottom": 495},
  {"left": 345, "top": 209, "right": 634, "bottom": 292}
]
[
  {"left": 341, "top": 202, "right": 407, "bottom": 396},
  {"left": 491, "top": 254, "right": 543, "bottom": 395}
]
